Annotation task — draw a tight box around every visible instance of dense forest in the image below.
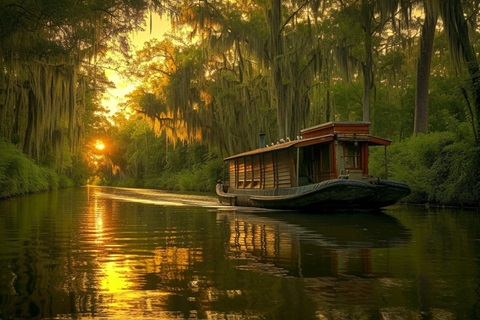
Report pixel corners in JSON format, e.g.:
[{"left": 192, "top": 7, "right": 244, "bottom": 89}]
[{"left": 0, "top": 0, "right": 479, "bottom": 207}]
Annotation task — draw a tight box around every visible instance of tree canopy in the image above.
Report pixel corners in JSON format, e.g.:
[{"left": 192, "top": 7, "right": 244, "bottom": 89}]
[{"left": 122, "top": 0, "right": 480, "bottom": 155}]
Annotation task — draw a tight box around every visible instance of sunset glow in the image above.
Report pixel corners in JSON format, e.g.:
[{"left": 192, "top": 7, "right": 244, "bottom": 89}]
[
  {"left": 95, "top": 140, "right": 105, "bottom": 151},
  {"left": 101, "top": 14, "right": 171, "bottom": 117}
]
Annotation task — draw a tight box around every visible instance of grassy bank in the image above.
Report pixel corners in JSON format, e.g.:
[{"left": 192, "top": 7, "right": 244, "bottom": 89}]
[{"left": 0, "top": 139, "right": 74, "bottom": 199}]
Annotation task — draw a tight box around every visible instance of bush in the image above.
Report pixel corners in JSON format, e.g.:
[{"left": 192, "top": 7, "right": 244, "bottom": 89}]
[
  {"left": 163, "top": 157, "right": 223, "bottom": 192},
  {"left": 0, "top": 139, "right": 73, "bottom": 198},
  {"left": 369, "top": 131, "right": 480, "bottom": 207}
]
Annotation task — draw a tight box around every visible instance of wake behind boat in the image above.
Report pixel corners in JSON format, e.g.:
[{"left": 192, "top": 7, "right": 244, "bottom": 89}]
[{"left": 216, "top": 121, "right": 410, "bottom": 211}]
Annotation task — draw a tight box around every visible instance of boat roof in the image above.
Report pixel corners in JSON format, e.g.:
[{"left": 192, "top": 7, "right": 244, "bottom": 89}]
[{"left": 224, "top": 133, "right": 391, "bottom": 160}]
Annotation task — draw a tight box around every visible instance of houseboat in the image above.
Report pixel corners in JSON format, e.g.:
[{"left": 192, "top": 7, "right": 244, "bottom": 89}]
[{"left": 216, "top": 122, "right": 410, "bottom": 211}]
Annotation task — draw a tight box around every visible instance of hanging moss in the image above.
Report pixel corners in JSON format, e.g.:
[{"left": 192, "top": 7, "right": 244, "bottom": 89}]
[{"left": 0, "top": 55, "right": 85, "bottom": 172}]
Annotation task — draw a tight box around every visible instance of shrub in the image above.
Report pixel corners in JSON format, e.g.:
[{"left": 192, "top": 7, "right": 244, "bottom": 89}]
[
  {"left": 369, "top": 131, "right": 480, "bottom": 207},
  {"left": 174, "top": 157, "right": 223, "bottom": 192},
  {"left": 0, "top": 139, "right": 73, "bottom": 198}
]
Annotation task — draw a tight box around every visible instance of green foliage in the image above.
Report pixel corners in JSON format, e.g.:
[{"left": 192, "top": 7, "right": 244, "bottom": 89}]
[
  {"left": 99, "top": 117, "right": 223, "bottom": 193},
  {"left": 369, "top": 129, "right": 480, "bottom": 207},
  {"left": 330, "top": 82, "right": 363, "bottom": 121},
  {"left": 371, "top": 84, "right": 415, "bottom": 141},
  {"left": 68, "top": 155, "right": 92, "bottom": 186},
  {"left": 169, "top": 157, "right": 224, "bottom": 192},
  {"left": 111, "top": 153, "right": 223, "bottom": 193},
  {"left": 0, "top": 139, "right": 74, "bottom": 198}
]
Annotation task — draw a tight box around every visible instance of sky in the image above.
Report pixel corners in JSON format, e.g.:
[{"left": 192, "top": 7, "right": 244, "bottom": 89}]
[{"left": 101, "top": 14, "right": 171, "bottom": 117}]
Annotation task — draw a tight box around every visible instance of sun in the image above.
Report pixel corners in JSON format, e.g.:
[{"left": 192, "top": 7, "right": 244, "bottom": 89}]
[{"left": 95, "top": 140, "right": 105, "bottom": 151}]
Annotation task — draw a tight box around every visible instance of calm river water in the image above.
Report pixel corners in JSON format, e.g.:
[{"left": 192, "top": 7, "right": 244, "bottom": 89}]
[{"left": 0, "top": 186, "right": 479, "bottom": 319}]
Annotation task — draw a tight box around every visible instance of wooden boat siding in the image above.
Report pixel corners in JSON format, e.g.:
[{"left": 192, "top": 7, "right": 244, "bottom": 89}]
[
  {"left": 229, "top": 140, "right": 376, "bottom": 188},
  {"left": 276, "top": 149, "right": 295, "bottom": 188},
  {"left": 231, "top": 156, "right": 259, "bottom": 188},
  {"left": 307, "top": 142, "right": 337, "bottom": 182},
  {"left": 245, "top": 157, "right": 253, "bottom": 188},
  {"left": 252, "top": 155, "right": 261, "bottom": 188},
  {"left": 263, "top": 152, "right": 275, "bottom": 189},
  {"left": 228, "top": 147, "right": 296, "bottom": 190},
  {"left": 229, "top": 160, "right": 236, "bottom": 187}
]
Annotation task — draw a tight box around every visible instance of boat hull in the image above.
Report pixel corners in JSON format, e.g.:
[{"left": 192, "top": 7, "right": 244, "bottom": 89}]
[{"left": 216, "top": 178, "right": 410, "bottom": 211}]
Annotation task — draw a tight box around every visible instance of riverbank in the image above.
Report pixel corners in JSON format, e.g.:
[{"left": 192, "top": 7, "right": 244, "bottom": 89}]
[
  {"left": 2, "top": 131, "right": 479, "bottom": 209},
  {"left": 0, "top": 139, "right": 74, "bottom": 199}
]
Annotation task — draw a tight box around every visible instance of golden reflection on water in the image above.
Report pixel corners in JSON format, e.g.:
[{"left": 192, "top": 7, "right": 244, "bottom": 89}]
[
  {"left": 85, "top": 187, "right": 155, "bottom": 313},
  {"left": 80, "top": 186, "right": 206, "bottom": 317}
]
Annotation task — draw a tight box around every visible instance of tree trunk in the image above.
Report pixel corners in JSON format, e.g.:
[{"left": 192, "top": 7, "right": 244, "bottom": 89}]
[
  {"left": 362, "top": 0, "right": 374, "bottom": 122},
  {"left": 268, "top": 0, "right": 286, "bottom": 139},
  {"left": 414, "top": 4, "right": 437, "bottom": 135}
]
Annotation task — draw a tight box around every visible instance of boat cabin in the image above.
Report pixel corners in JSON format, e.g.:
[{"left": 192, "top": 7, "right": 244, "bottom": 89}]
[{"left": 224, "top": 122, "right": 391, "bottom": 190}]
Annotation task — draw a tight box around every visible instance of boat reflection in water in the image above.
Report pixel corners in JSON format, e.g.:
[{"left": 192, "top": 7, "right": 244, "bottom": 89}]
[
  {"left": 218, "top": 209, "right": 410, "bottom": 278},
  {"left": 217, "top": 208, "right": 412, "bottom": 317}
]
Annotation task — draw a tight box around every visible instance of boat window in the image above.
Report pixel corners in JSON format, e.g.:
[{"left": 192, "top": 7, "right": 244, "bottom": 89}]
[{"left": 344, "top": 142, "right": 361, "bottom": 169}]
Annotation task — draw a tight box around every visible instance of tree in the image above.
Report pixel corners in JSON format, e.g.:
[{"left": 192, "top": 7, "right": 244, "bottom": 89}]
[
  {"left": 327, "top": 0, "right": 395, "bottom": 123},
  {"left": 148, "top": 0, "right": 277, "bottom": 154},
  {"left": 414, "top": 1, "right": 438, "bottom": 135},
  {"left": 360, "top": 0, "right": 375, "bottom": 121},
  {"left": 173, "top": 0, "right": 326, "bottom": 147},
  {"left": 0, "top": 0, "right": 160, "bottom": 173}
]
